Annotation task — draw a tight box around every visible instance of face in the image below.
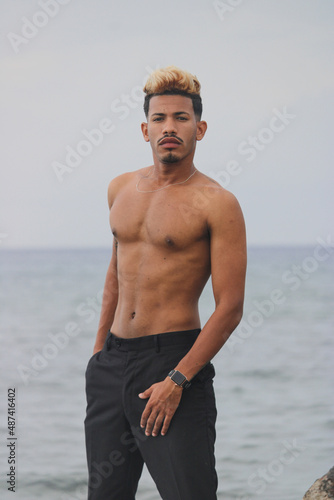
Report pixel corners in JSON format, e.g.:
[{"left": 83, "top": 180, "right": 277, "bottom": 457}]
[{"left": 141, "top": 95, "right": 207, "bottom": 165}]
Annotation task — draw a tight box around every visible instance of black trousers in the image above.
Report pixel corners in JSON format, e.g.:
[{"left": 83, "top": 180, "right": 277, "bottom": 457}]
[{"left": 84, "top": 329, "right": 218, "bottom": 500}]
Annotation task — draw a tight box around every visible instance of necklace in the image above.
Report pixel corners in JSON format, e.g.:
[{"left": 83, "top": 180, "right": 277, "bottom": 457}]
[{"left": 136, "top": 167, "right": 197, "bottom": 193}]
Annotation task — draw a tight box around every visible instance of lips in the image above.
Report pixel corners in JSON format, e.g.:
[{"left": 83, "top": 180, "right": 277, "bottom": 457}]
[{"left": 159, "top": 137, "right": 181, "bottom": 146}]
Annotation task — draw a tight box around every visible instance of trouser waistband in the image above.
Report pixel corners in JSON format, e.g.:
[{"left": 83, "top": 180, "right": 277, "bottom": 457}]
[{"left": 106, "top": 329, "right": 201, "bottom": 352}]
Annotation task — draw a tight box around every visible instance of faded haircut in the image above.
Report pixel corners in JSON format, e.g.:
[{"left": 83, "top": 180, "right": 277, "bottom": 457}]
[{"left": 143, "top": 66, "right": 203, "bottom": 120}]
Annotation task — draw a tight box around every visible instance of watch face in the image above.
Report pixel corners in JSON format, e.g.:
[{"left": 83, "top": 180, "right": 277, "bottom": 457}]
[{"left": 172, "top": 371, "right": 186, "bottom": 385}]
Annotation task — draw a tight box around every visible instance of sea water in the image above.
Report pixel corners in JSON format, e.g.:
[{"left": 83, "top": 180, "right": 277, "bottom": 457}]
[{"left": 0, "top": 246, "right": 333, "bottom": 500}]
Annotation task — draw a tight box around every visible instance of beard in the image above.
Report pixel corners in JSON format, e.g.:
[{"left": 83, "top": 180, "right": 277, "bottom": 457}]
[{"left": 160, "top": 151, "right": 180, "bottom": 164}]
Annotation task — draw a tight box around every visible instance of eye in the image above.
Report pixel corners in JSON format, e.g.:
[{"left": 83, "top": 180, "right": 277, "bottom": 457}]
[
  {"left": 177, "top": 116, "right": 188, "bottom": 121},
  {"left": 152, "top": 117, "right": 163, "bottom": 122}
]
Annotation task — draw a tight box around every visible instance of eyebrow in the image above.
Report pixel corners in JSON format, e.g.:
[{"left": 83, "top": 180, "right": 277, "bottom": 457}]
[{"left": 151, "top": 111, "right": 191, "bottom": 117}]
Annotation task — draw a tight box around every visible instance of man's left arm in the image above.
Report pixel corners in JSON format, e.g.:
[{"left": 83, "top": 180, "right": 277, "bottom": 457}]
[
  {"left": 175, "top": 189, "right": 247, "bottom": 379},
  {"left": 139, "top": 190, "right": 247, "bottom": 436}
]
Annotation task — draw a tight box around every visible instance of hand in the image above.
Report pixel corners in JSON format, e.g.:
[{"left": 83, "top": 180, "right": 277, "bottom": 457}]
[{"left": 138, "top": 378, "right": 183, "bottom": 436}]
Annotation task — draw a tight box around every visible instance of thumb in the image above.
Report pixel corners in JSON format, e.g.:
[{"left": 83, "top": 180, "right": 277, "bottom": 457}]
[{"left": 138, "top": 386, "right": 153, "bottom": 399}]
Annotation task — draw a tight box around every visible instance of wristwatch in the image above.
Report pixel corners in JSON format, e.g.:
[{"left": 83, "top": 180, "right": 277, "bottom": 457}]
[{"left": 168, "top": 369, "right": 191, "bottom": 389}]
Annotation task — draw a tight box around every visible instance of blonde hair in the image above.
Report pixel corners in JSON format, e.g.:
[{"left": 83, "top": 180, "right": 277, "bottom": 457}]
[
  {"left": 143, "top": 65, "right": 201, "bottom": 95},
  {"left": 143, "top": 66, "right": 202, "bottom": 119}
]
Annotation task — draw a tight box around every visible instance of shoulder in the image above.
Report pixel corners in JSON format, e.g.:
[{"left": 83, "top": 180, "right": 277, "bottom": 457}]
[
  {"left": 193, "top": 172, "right": 245, "bottom": 232},
  {"left": 107, "top": 167, "right": 150, "bottom": 209},
  {"left": 193, "top": 171, "right": 242, "bottom": 213}
]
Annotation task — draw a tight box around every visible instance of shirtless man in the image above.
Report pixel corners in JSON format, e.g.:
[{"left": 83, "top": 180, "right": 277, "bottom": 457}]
[{"left": 84, "top": 66, "right": 247, "bottom": 500}]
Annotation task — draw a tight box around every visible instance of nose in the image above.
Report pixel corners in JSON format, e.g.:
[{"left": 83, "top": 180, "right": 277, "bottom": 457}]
[{"left": 162, "top": 117, "right": 177, "bottom": 135}]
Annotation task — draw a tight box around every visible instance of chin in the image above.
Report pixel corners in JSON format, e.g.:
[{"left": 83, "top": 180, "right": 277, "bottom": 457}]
[{"left": 161, "top": 152, "right": 180, "bottom": 164}]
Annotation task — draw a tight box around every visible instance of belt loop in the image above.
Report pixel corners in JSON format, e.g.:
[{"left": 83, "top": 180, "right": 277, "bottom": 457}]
[{"left": 154, "top": 335, "right": 160, "bottom": 353}]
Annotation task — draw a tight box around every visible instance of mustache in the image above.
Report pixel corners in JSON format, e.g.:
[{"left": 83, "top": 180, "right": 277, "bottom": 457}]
[{"left": 158, "top": 134, "right": 183, "bottom": 144}]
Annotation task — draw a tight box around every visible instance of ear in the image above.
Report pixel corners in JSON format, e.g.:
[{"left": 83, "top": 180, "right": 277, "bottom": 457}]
[
  {"left": 196, "top": 120, "right": 207, "bottom": 141},
  {"left": 141, "top": 122, "right": 150, "bottom": 142}
]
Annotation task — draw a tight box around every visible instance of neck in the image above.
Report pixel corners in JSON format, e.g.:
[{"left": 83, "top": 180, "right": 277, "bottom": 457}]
[{"left": 151, "top": 155, "right": 196, "bottom": 184}]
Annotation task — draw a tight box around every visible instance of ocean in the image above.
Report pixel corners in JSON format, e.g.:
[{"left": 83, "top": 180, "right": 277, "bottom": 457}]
[{"left": 0, "top": 246, "right": 333, "bottom": 500}]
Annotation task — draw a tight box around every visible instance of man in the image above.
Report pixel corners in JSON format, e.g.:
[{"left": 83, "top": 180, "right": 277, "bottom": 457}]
[{"left": 84, "top": 66, "right": 247, "bottom": 500}]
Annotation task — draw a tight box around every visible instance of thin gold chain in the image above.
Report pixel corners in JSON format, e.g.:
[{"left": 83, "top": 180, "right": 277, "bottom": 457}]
[{"left": 136, "top": 167, "right": 197, "bottom": 193}]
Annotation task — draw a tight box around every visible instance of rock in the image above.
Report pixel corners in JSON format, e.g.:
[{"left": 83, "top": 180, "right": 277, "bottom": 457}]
[{"left": 303, "top": 467, "right": 334, "bottom": 499}]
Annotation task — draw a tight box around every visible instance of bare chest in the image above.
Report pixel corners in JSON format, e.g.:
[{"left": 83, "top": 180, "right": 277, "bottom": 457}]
[{"left": 110, "top": 188, "right": 209, "bottom": 250}]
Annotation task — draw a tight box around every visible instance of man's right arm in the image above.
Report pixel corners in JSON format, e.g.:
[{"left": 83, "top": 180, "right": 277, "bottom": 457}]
[
  {"left": 92, "top": 236, "right": 118, "bottom": 354},
  {"left": 92, "top": 177, "right": 122, "bottom": 354}
]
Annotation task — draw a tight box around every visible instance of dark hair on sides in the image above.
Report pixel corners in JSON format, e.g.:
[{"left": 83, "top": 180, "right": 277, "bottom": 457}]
[{"left": 143, "top": 89, "right": 203, "bottom": 120}]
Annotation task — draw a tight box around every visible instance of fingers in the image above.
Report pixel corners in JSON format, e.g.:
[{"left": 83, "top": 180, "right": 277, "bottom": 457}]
[
  {"left": 140, "top": 405, "right": 152, "bottom": 432},
  {"left": 138, "top": 386, "right": 153, "bottom": 399},
  {"left": 142, "top": 411, "right": 167, "bottom": 437},
  {"left": 139, "top": 380, "right": 183, "bottom": 436},
  {"left": 140, "top": 406, "right": 177, "bottom": 437},
  {"left": 144, "top": 411, "right": 165, "bottom": 437},
  {"left": 160, "top": 414, "right": 173, "bottom": 436}
]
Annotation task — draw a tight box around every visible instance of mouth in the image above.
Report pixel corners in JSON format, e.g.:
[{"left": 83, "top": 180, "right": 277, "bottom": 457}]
[{"left": 159, "top": 137, "right": 182, "bottom": 148}]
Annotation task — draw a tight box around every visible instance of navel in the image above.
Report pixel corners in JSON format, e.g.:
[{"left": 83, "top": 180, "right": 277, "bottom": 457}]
[{"left": 130, "top": 311, "right": 136, "bottom": 320}]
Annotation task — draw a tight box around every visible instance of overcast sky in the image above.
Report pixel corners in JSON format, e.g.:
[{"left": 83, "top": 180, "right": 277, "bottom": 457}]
[{"left": 1, "top": 0, "right": 333, "bottom": 249}]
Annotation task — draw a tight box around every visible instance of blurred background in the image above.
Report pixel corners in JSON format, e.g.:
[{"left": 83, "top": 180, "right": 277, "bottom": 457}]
[{"left": 1, "top": 0, "right": 333, "bottom": 248}]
